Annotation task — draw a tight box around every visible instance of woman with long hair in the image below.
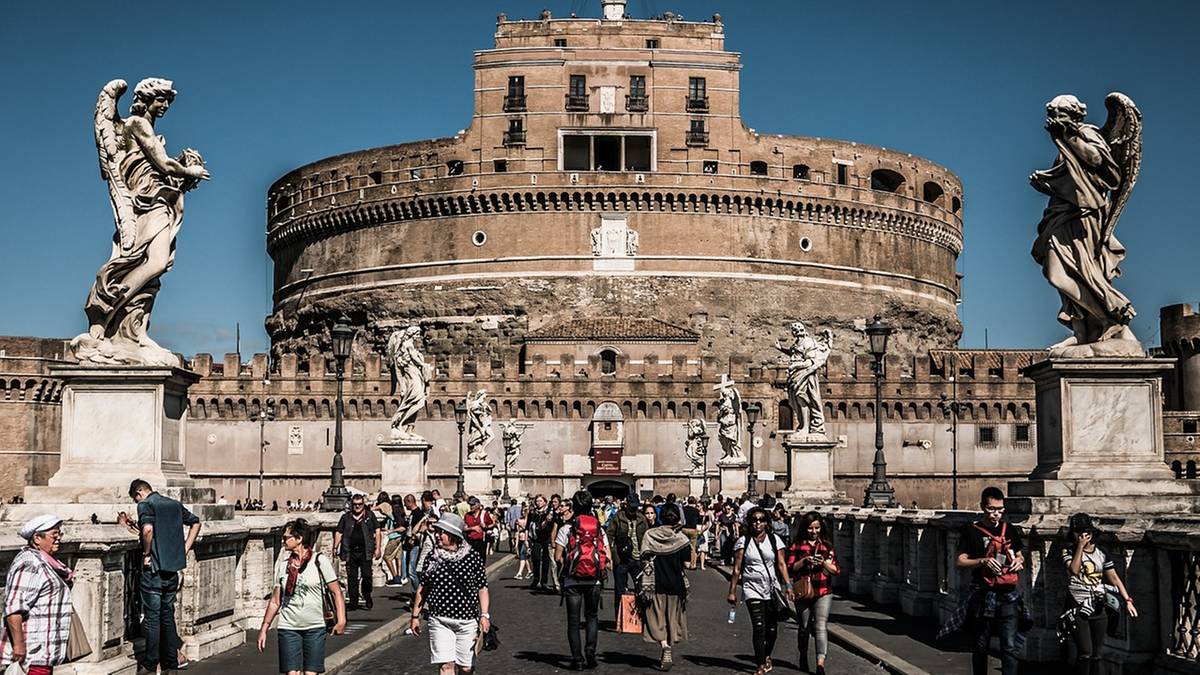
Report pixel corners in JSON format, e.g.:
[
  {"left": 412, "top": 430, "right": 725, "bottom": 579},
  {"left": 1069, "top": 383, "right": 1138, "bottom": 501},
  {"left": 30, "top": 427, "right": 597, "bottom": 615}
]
[
  {"left": 410, "top": 513, "right": 491, "bottom": 674},
  {"left": 257, "top": 518, "right": 347, "bottom": 675},
  {"left": 787, "top": 512, "right": 840, "bottom": 674},
  {"left": 1060, "top": 513, "right": 1137, "bottom": 675},
  {"left": 640, "top": 504, "right": 691, "bottom": 671},
  {"left": 514, "top": 505, "right": 531, "bottom": 579},
  {"left": 727, "top": 507, "right": 793, "bottom": 675}
]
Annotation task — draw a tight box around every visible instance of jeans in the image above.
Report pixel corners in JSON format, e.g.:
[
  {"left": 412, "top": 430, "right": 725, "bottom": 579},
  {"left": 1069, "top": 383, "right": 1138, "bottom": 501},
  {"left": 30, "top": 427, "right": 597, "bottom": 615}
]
[
  {"left": 612, "top": 560, "right": 638, "bottom": 609},
  {"left": 564, "top": 584, "right": 602, "bottom": 662},
  {"left": 746, "top": 598, "right": 779, "bottom": 667},
  {"left": 530, "top": 541, "right": 550, "bottom": 587},
  {"left": 277, "top": 627, "right": 327, "bottom": 673},
  {"left": 1072, "top": 611, "right": 1108, "bottom": 675},
  {"left": 344, "top": 550, "right": 372, "bottom": 605},
  {"left": 140, "top": 570, "right": 181, "bottom": 670},
  {"left": 969, "top": 598, "right": 1020, "bottom": 675},
  {"left": 796, "top": 594, "right": 833, "bottom": 660},
  {"left": 405, "top": 545, "right": 421, "bottom": 589}
]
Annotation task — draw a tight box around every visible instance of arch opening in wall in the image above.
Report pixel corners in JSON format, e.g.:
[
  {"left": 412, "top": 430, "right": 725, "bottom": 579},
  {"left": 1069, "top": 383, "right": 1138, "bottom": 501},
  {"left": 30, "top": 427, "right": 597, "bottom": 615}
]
[
  {"left": 922, "top": 181, "right": 945, "bottom": 205},
  {"left": 1188, "top": 460, "right": 1198, "bottom": 479},
  {"left": 870, "top": 169, "right": 905, "bottom": 193},
  {"left": 749, "top": 161, "right": 769, "bottom": 176},
  {"left": 599, "top": 348, "right": 618, "bottom": 376},
  {"left": 792, "top": 164, "right": 810, "bottom": 180},
  {"left": 951, "top": 196, "right": 962, "bottom": 213}
]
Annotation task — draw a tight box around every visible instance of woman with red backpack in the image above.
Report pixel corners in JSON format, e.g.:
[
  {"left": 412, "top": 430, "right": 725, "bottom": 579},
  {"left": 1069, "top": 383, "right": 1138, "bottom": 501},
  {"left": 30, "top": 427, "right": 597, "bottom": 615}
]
[{"left": 554, "top": 491, "right": 610, "bottom": 671}]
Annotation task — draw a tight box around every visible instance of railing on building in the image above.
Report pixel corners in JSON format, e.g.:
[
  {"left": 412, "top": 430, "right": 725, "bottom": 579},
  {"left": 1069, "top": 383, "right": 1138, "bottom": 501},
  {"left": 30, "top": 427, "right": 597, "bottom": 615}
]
[
  {"left": 503, "top": 130, "right": 526, "bottom": 147},
  {"left": 626, "top": 95, "right": 648, "bottom": 112},
  {"left": 686, "top": 96, "right": 709, "bottom": 112},
  {"left": 565, "top": 93, "right": 589, "bottom": 112},
  {"left": 686, "top": 130, "right": 709, "bottom": 147},
  {"left": 503, "top": 95, "right": 526, "bottom": 112}
]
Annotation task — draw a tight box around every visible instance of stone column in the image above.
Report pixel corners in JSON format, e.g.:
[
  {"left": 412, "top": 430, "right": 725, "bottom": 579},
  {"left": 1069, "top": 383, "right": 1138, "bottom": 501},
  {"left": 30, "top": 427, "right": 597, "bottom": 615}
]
[
  {"left": 781, "top": 436, "right": 850, "bottom": 506},
  {"left": 463, "top": 463, "right": 495, "bottom": 497},
  {"left": 717, "top": 458, "right": 749, "bottom": 497},
  {"left": 380, "top": 439, "right": 432, "bottom": 496}
]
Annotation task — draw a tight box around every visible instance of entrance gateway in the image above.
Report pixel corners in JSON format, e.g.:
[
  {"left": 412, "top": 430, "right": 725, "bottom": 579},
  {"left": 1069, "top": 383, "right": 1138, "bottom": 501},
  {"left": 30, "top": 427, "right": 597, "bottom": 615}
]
[{"left": 586, "top": 401, "right": 634, "bottom": 500}]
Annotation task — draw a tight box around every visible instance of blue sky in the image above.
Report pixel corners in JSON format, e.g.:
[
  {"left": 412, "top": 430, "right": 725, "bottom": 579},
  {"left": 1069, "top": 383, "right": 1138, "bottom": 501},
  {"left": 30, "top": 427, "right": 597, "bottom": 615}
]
[{"left": 1, "top": 1, "right": 1197, "bottom": 357}]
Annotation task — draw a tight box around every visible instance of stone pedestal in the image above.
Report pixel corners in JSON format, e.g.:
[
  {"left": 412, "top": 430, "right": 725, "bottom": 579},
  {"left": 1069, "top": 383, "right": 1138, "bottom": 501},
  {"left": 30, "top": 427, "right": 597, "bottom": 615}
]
[
  {"left": 464, "top": 463, "right": 495, "bottom": 497},
  {"left": 1008, "top": 358, "right": 1200, "bottom": 514},
  {"left": 688, "top": 470, "right": 710, "bottom": 499},
  {"left": 718, "top": 459, "right": 749, "bottom": 497},
  {"left": 781, "top": 436, "right": 851, "bottom": 506},
  {"left": 379, "top": 439, "right": 432, "bottom": 495}
]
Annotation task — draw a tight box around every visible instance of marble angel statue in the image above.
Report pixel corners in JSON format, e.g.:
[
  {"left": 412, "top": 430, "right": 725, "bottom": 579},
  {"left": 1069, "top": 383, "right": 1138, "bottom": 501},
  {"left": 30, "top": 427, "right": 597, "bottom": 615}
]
[
  {"left": 714, "top": 376, "right": 744, "bottom": 462},
  {"left": 466, "top": 388, "right": 495, "bottom": 463},
  {"left": 683, "top": 418, "right": 708, "bottom": 471},
  {"left": 72, "top": 78, "right": 210, "bottom": 367},
  {"left": 775, "top": 321, "right": 833, "bottom": 439},
  {"left": 500, "top": 418, "right": 531, "bottom": 470},
  {"left": 1030, "top": 92, "right": 1143, "bottom": 357},
  {"left": 386, "top": 325, "right": 432, "bottom": 441}
]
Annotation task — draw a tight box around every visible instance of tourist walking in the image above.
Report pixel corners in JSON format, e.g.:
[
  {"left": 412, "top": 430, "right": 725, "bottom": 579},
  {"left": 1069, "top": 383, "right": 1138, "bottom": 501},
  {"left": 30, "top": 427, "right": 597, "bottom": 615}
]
[
  {"left": 1059, "top": 512, "right": 1137, "bottom": 675},
  {"left": 406, "top": 492, "right": 433, "bottom": 591},
  {"left": 513, "top": 506, "right": 532, "bottom": 579},
  {"left": 639, "top": 505, "right": 691, "bottom": 671},
  {"left": 610, "top": 494, "right": 651, "bottom": 608},
  {"left": 717, "top": 501, "right": 738, "bottom": 566},
  {"left": 554, "top": 491, "right": 609, "bottom": 671},
  {"left": 528, "top": 495, "right": 553, "bottom": 590},
  {"left": 941, "top": 486, "right": 1031, "bottom": 675},
  {"left": 378, "top": 499, "right": 407, "bottom": 586},
  {"left": 788, "top": 512, "right": 840, "bottom": 674},
  {"left": 333, "top": 494, "right": 381, "bottom": 610},
  {"left": 464, "top": 497, "right": 492, "bottom": 565},
  {"left": 409, "top": 513, "right": 491, "bottom": 675},
  {"left": 256, "top": 518, "right": 347, "bottom": 675},
  {"left": 2, "top": 515, "right": 74, "bottom": 675},
  {"left": 727, "top": 507, "right": 793, "bottom": 675},
  {"left": 680, "top": 497, "right": 701, "bottom": 569},
  {"left": 122, "top": 479, "right": 202, "bottom": 673}
]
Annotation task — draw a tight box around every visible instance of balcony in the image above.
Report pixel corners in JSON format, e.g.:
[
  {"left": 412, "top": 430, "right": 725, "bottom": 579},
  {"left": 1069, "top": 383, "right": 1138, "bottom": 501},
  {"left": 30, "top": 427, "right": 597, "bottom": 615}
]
[
  {"left": 503, "top": 130, "right": 526, "bottom": 147},
  {"left": 685, "top": 130, "right": 709, "bottom": 147},
  {"left": 625, "top": 95, "right": 648, "bottom": 112},
  {"left": 686, "top": 95, "right": 709, "bottom": 112},
  {"left": 565, "top": 93, "right": 589, "bottom": 112},
  {"left": 503, "top": 95, "right": 526, "bottom": 112}
]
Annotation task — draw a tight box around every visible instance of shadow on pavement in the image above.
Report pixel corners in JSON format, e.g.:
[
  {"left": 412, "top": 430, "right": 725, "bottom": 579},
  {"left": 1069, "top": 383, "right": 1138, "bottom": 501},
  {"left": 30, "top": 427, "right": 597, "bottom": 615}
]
[{"left": 682, "top": 652, "right": 759, "bottom": 671}]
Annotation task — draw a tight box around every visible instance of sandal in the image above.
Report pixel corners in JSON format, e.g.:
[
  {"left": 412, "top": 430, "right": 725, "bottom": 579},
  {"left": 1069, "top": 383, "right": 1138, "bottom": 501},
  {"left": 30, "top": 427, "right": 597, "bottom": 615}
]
[
  {"left": 658, "top": 646, "right": 674, "bottom": 671},
  {"left": 764, "top": 656, "right": 773, "bottom": 672}
]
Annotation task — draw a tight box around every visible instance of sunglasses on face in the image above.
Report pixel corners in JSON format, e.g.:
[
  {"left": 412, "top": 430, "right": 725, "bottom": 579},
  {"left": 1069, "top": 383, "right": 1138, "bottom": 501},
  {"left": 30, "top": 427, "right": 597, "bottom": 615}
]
[{"left": 983, "top": 506, "right": 1005, "bottom": 513}]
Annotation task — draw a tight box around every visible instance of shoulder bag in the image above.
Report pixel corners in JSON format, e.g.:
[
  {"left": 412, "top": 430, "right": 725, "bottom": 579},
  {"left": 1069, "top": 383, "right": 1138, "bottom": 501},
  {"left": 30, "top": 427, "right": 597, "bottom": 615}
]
[
  {"left": 752, "top": 535, "right": 793, "bottom": 621},
  {"left": 314, "top": 553, "right": 339, "bottom": 632}
]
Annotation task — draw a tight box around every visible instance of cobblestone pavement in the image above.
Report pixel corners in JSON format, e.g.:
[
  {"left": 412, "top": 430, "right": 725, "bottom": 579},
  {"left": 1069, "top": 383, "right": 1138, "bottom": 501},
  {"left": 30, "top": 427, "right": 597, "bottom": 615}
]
[{"left": 343, "top": 559, "right": 886, "bottom": 674}]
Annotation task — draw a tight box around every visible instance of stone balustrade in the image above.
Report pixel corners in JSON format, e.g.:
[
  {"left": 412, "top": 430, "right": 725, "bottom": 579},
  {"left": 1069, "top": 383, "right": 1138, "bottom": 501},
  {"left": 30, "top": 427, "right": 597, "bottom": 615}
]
[{"left": 815, "top": 506, "right": 1200, "bottom": 674}]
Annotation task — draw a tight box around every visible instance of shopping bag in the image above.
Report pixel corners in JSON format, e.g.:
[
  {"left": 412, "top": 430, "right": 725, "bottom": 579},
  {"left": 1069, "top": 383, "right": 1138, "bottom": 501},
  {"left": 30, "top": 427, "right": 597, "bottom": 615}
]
[
  {"left": 616, "top": 593, "right": 642, "bottom": 634},
  {"left": 67, "top": 610, "right": 93, "bottom": 661}
]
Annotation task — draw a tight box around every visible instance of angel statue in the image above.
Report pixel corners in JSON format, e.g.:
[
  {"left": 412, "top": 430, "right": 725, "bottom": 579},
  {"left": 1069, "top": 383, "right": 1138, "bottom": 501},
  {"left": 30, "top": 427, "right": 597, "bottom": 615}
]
[
  {"left": 682, "top": 418, "right": 708, "bottom": 472},
  {"left": 775, "top": 322, "right": 833, "bottom": 440},
  {"left": 386, "top": 325, "right": 432, "bottom": 441},
  {"left": 1030, "top": 92, "right": 1143, "bottom": 358},
  {"left": 500, "top": 418, "right": 531, "bottom": 470},
  {"left": 71, "top": 79, "right": 210, "bottom": 367},
  {"left": 465, "top": 389, "right": 495, "bottom": 463},
  {"left": 713, "top": 375, "right": 744, "bottom": 463}
]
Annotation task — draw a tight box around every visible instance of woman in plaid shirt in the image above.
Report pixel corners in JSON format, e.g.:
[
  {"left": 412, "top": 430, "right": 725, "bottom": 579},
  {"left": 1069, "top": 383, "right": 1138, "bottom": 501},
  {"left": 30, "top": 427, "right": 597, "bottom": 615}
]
[
  {"left": 787, "top": 512, "right": 840, "bottom": 675},
  {"left": 2, "top": 515, "right": 74, "bottom": 674}
]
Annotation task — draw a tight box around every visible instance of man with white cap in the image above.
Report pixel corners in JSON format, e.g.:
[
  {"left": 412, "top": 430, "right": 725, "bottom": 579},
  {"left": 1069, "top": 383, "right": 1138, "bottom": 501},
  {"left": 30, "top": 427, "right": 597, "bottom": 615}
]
[{"left": 3, "top": 514, "right": 73, "bottom": 674}]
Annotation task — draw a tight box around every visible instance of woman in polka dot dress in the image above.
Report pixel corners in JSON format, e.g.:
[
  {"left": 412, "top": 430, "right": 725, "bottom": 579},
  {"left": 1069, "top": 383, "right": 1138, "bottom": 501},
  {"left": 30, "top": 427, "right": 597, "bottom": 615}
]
[{"left": 410, "top": 513, "right": 491, "bottom": 674}]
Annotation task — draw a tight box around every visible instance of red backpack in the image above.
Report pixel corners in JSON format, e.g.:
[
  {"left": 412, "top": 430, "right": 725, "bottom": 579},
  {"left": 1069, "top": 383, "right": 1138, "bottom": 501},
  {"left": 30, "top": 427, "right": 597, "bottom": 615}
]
[
  {"left": 565, "top": 515, "right": 608, "bottom": 580},
  {"left": 972, "top": 522, "right": 1019, "bottom": 588}
]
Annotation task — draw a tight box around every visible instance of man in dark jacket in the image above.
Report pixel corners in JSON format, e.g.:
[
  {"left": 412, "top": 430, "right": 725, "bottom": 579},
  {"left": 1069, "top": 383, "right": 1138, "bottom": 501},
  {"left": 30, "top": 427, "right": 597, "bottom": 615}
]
[
  {"left": 609, "top": 494, "right": 650, "bottom": 608},
  {"left": 334, "top": 493, "right": 382, "bottom": 609}
]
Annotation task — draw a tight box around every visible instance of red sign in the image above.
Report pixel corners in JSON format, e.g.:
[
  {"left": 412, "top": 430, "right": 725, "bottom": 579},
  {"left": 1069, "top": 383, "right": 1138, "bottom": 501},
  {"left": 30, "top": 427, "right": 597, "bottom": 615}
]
[{"left": 593, "top": 447, "right": 622, "bottom": 475}]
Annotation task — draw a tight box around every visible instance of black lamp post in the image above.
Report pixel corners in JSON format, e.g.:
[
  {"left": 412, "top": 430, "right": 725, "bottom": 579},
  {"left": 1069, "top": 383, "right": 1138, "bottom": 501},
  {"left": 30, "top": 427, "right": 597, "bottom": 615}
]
[
  {"left": 454, "top": 402, "right": 468, "bottom": 499},
  {"left": 501, "top": 429, "right": 513, "bottom": 502},
  {"left": 744, "top": 402, "right": 761, "bottom": 497},
  {"left": 321, "top": 323, "right": 354, "bottom": 512},
  {"left": 258, "top": 396, "right": 275, "bottom": 503},
  {"left": 863, "top": 315, "right": 898, "bottom": 507},
  {"left": 699, "top": 426, "right": 711, "bottom": 500}
]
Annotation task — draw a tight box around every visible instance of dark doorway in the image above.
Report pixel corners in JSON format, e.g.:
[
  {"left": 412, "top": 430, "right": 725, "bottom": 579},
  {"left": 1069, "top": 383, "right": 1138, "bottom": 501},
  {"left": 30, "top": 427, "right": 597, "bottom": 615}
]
[{"left": 586, "top": 479, "right": 631, "bottom": 500}]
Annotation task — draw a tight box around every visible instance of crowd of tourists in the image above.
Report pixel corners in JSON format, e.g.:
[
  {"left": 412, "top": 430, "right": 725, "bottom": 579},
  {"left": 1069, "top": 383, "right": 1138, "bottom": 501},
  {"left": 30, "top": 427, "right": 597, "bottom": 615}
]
[{"left": 0, "top": 483, "right": 1142, "bottom": 674}]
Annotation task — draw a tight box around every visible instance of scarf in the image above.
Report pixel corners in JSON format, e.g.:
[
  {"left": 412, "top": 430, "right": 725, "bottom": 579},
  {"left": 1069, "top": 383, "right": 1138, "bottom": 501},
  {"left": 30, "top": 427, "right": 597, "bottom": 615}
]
[
  {"left": 425, "top": 543, "right": 471, "bottom": 575},
  {"left": 641, "top": 526, "right": 690, "bottom": 556},
  {"left": 37, "top": 548, "right": 74, "bottom": 586},
  {"left": 285, "top": 548, "right": 313, "bottom": 596}
]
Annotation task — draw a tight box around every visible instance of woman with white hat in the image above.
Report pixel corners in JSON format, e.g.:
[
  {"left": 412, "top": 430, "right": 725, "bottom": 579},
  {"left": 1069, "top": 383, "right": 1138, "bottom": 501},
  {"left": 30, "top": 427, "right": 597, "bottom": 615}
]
[
  {"left": 409, "top": 512, "right": 491, "bottom": 674},
  {"left": 2, "top": 514, "right": 74, "bottom": 674}
]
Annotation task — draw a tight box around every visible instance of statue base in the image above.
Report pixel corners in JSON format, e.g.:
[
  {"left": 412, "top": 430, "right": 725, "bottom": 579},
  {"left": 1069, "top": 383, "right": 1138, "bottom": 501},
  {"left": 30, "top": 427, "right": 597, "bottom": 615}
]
[
  {"left": 718, "top": 459, "right": 749, "bottom": 497},
  {"left": 781, "top": 437, "right": 851, "bottom": 507},
  {"left": 464, "top": 463, "right": 495, "bottom": 497},
  {"left": 47, "top": 365, "right": 199, "bottom": 491},
  {"left": 1007, "top": 357, "right": 1200, "bottom": 514},
  {"left": 688, "top": 471, "right": 711, "bottom": 499},
  {"left": 380, "top": 439, "right": 432, "bottom": 495}
]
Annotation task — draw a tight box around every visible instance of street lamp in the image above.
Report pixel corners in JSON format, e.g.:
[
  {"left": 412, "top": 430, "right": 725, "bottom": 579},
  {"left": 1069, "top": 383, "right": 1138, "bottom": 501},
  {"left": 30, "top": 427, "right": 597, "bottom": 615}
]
[
  {"left": 698, "top": 425, "right": 711, "bottom": 500},
  {"left": 258, "top": 396, "right": 275, "bottom": 503},
  {"left": 939, "top": 351, "right": 960, "bottom": 510},
  {"left": 744, "top": 402, "right": 761, "bottom": 498},
  {"left": 863, "top": 315, "right": 898, "bottom": 507},
  {"left": 501, "top": 428, "right": 513, "bottom": 502},
  {"left": 454, "top": 402, "right": 468, "bottom": 499},
  {"left": 321, "top": 323, "right": 354, "bottom": 512}
]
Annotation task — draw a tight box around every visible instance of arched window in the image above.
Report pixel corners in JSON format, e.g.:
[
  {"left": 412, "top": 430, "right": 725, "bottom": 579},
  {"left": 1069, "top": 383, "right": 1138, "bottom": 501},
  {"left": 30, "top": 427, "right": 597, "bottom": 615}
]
[
  {"left": 922, "top": 181, "right": 945, "bottom": 204},
  {"left": 871, "top": 169, "right": 905, "bottom": 193},
  {"left": 951, "top": 196, "right": 962, "bottom": 214},
  {"left": 792, "top": 164, "right": 810, "bottom": 180},
  {"left": 1172, "top": 460, "right": 1183, "bottom": 478},
  {"left": 1188, "top": 460, "right": 1198, "bottom": 480},
  {"left": 749, "top": 161, "right": 769, "bottom": 176},
  {"left": 600, "top": 349, "right": 617, "bottom": 375}
]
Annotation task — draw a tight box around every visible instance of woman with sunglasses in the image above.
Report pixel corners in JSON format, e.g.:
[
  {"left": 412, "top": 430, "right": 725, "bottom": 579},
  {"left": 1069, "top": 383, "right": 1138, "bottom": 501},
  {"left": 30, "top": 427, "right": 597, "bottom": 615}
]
[
  {"left": 410, "top": 513, "right": 491, "bottom": 674},
  {"left": 727, "top": 507, "right": 793, "bottom": 675},
  {"left": 2, "top": 515, "right": 74, "bottom": 675},
  {"left": 257, "top": 518, "right": 347, "bottom": 675}
]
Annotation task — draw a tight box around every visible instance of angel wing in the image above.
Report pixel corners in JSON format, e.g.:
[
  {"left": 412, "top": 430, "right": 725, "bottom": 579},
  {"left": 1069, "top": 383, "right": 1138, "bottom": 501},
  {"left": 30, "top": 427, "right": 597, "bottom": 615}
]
[
  {"left": 729, "top": 386, "right": 743, "bottom": 418},
  {"left": 1099, "top": 92, "right": 1142, "bottom": 245},
  {"left": 94, "top": 79, "right": 138, "bottom": 251},
  {"left": 385, "top": 329, "right": 403, "bottom": 395}
]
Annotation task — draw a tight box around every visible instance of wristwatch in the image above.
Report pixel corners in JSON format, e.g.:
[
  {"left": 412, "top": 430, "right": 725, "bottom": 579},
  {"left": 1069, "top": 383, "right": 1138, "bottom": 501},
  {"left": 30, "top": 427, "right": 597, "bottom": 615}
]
[{"left": 481, "top": 612, "right": 491, "bottom": 619}]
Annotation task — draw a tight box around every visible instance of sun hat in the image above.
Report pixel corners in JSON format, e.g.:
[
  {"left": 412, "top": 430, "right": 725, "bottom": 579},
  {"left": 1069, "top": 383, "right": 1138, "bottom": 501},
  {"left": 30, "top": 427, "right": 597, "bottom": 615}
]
[
  {"left": 19, "top": 514, "right": 63, "bottom": 541},
  {"left": 431, "top": 512, "right": 466, "bottom": 539}
]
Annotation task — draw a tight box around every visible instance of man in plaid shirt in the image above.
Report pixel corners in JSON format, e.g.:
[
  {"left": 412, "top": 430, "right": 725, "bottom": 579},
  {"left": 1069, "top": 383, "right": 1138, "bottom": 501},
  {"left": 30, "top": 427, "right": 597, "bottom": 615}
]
[{"left": 2, "top": 515, "right": 73, "bottom": 674}]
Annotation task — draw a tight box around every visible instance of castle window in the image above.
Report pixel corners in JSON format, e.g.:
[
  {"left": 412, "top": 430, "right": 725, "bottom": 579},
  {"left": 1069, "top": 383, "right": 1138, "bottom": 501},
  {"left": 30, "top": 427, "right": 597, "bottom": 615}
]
[
  {"left": 600, "top": 349, "right": 618, "bottom": 375},
  {"left": 645, "top": 38, "right": 660, "bottom": 49},
  {"left": 978, "top": 425, "right": 997, "bottom": 446},
  {"left": 1184, "top": 419, "right": 1198, "bottom": 434},
  {"left": 686, "top": 120, "right": 708, "bottom": 146},
  {"left": 504, "top": 118, "right": 525, "bottom": 146},
  {"left": 627, "top": 75, "right": 648, "bottom": 112},
  {"left": 836, "top": 163, "right": 849, "bottom": 185},
  {"left": 409, "top": 168, "right": 421, "bottom": 180},
  {"left": 1189, "top": 460, "right": 1198, "bottom": 479},
  {"left": 951, "top": 196, "right": 962, "bottom": 213},
  {"left": 505, "top": 76, "right": 526, "bottom": 112},
  {"left": 566, "top": 75, "right": 588, "bottom": 111},
  {"left": 446, "top": 160, "right": 464, "bottom": 176},
  {"left": 749, "top": 161, "right": 769, "bottom": 177},
  {"left": 493, "top": 159, "right": 508, "bottom": 173},
  {"left": 563, "top": 136, "right": 591, "bottom": 171},
  {"left": 793, "top": 164, "right": 810, "bottom": 180},
  {"left": 923, "top": 181, "right": 945, "bottom": 204},
  {"left": 368, "top": 171, "right": 383, "bottom": 185},
  {"left": 1014, "top": 424, "right": 1031, "bottom": 444},
  {"left": 560, "top": 132, "right": 655, "bottom": 172},
  {"left": 625, "top": 136, "right": 651, "bottom": 171},
  {"left": 595, "top": 136, "right": 620, "bottom": 171},
  {"left": 871, "top": 169, "right": 906, "bottom": 193},
  {"left": 554, "top": 38, "right": 567, "bottom": 47},
  {"left": 703, "top": 160, "right": 718, "bottom": 174},
  {"left": 687, "top": 77, "right": 708, "bottom": 112}
]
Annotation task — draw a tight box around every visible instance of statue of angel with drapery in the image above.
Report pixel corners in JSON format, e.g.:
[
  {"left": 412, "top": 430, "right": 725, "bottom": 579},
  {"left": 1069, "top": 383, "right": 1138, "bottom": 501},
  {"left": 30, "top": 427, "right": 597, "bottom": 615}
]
[
  {"left": 465, "top": 389, "right": 496, "bottom": 463},
  {"left": 1030, "top": 92, "right": 1143, "bottom": 358},
  {"left": 386, "top": 325, "right": 432, "bottom": 441},
  {"left": 72, "top": 78, "right": 210, "bottom": 367}
]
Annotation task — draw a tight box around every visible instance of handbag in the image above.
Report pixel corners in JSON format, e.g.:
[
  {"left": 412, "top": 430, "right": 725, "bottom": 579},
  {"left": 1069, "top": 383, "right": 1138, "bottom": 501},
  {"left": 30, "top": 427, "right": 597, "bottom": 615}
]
[
  {"left": 67, "top": 611, "right": 93, "bottom": 661},
  {"left": 752, "top": 536, "right": 793, "bottom": 621},
  {"left": 4, "top": 662, "right": 26, "bottom": 675},
  {"left": 314, "top": 553, "right": 339, "bottom": 632},
  {"left": 792, "top": 574, "right": 817, "bottom": 602},
  {"left": 616, "top": 593, "right": 643, "bottom": 634}
]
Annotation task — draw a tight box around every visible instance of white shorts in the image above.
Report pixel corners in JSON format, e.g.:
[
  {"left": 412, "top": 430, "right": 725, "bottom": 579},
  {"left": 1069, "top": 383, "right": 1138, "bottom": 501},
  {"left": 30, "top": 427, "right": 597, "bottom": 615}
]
[{"left": 428, "top": 614, "right": 478, "bottom": 667}]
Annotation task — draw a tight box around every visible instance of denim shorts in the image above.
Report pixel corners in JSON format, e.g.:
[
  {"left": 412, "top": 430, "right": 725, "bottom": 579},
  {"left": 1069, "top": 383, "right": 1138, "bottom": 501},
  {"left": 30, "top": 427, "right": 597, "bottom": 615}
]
[{"left": 278, "top": 627, "right": 327, "bottom": 673}]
